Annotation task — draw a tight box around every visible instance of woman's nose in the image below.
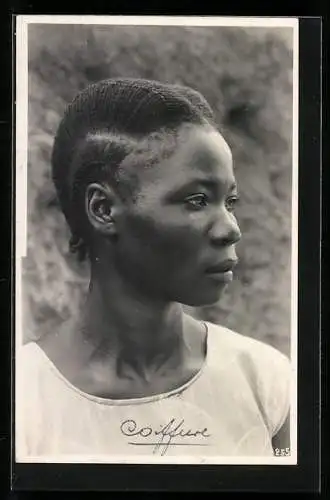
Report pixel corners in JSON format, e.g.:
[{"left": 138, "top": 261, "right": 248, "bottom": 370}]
[{"left": 209, "top": 210, "right": 242, "bottom": 246}]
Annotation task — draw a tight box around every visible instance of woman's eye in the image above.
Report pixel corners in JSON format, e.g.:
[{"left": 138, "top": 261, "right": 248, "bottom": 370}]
[
  {"left": 225, "top": 195, "right": 240, "bottom": 212},
  {"left": 184, "top": 194, "right": 209, "bottom": 210}
]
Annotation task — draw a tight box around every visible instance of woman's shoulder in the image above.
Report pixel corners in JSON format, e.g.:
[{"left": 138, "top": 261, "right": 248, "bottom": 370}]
[
  {"left": 18, "top": 340, "right": 42, "bottom": 358},
  {"left": 205, "top": 321, "right": 291, "bottom": 437},
  {"left": 17, "top": 340, "right": 51, "bottom": 376},
  {"left": 206, "top": 320, "right": 290, "bottom": 369}
]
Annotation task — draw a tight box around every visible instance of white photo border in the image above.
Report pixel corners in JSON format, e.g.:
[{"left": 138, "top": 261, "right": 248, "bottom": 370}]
[{"left": 14, "top": 15, "right": 299, "bottom": 466}]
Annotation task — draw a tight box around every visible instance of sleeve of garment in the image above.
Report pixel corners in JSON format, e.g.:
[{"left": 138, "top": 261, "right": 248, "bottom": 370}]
[
  {"left": 15, "top": 342, "right": 43, "bottom": 460},
  {"left": 15, "top": 344, "right": 31, "bottom": 460},
  {"left": 251, "top": 342, "right": 292, "bottom": 438}
]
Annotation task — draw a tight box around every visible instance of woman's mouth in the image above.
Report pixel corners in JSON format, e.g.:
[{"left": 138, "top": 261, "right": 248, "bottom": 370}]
[{"left": 204, "top": 259, "right": 238, "bottom": 283}]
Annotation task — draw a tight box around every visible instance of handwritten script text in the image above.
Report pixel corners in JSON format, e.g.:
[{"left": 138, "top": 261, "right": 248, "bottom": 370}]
[{"left": 120, "top": 418, "right": 211, "bottom": 455}]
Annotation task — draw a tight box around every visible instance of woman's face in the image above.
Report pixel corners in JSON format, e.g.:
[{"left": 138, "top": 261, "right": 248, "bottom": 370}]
[{"left": 111, "top": 125, "right": 241, "bottom": 306}]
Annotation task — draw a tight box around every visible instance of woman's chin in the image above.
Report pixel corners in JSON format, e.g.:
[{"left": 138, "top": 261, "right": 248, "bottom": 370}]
[{"left": 179, "top": 283, "right": 228, "bottom": 307}]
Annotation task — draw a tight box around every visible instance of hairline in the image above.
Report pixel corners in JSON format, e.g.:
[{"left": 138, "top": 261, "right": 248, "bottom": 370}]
[{"left": 81, "top": 120, "right": 214, "bottom": 200}]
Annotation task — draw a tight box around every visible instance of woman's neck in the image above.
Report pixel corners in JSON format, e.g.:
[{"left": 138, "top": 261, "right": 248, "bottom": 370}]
[
  {"left": 76, "top": 261, "right": 185, "bottom": 378},
  {"left": 38, "top": 257, "right": 207, "bottom": 398}
]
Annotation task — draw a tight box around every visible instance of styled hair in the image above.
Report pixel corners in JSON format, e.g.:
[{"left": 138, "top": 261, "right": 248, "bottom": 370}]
[{"left": 51, "top": 78, "right": 216, "bottom": 260}]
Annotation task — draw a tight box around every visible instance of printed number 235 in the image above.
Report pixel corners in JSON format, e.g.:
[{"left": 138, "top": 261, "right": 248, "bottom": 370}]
[{"left": 274, "top": 447, "right": 290, "bottom": 456}]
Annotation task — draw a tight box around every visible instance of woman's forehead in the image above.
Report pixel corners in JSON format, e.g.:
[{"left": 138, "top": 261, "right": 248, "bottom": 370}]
[
  {"left": 179, "top": 126, "right": 233, "bottom": 171},
  {"left": 140, "top": 126, "right": 235, "bottom": 188}
]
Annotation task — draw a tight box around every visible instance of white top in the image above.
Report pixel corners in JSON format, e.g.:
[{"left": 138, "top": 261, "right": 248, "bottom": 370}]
[{"left": 15, "top": 322, "right": 291, "bottom": 463}]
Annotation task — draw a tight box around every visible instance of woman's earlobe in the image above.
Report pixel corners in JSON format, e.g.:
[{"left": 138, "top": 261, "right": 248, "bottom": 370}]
[{"left": 85, "top": 183, "right": 117, "bottom": 235}]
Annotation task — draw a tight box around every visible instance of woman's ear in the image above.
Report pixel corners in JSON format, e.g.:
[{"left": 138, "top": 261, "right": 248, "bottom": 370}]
[{"left": 85, "top": 183, "right": 118, "bottom": 236}]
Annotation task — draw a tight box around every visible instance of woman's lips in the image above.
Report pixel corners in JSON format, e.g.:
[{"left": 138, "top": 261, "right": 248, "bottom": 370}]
[
  {"left": 205, "top": 259, "right": 238, "bottom": 274},
  {"left": 205, "top": 259, "right": 238, "bottom": 283},
  {"left": 205, "top": 269, "right": 233, "bottom": 283}
]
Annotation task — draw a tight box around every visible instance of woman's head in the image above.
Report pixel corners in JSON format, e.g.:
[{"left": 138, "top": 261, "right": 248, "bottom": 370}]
[{"left": 52, "top": 78, "right": 241, "bottom": 306}]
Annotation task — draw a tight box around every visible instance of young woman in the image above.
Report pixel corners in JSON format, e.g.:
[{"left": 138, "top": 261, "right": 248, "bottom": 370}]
[{"left": 17, "top": 78, "right": 291, "bottom": 460}]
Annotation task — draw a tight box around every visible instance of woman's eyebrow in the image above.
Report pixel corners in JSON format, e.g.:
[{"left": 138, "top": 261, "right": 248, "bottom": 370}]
[
  {"left": 167, "top": 179, "right": 216, "bottom": 195},
  {"left": 167, "top": 178, "right": 237, "bottom": 198},
  {"left": 187, "top": 178, "right": 238, "bottom": 192}
]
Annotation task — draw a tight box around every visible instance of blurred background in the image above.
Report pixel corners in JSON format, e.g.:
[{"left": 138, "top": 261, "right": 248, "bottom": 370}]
[{"left": 23, "top": 23, "right": 294, "bottom": 356}]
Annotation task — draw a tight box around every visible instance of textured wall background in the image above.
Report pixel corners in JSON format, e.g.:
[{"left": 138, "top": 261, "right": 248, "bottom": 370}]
[{"left": 22, "top": 24, "right": 293, "bottom": 356}]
